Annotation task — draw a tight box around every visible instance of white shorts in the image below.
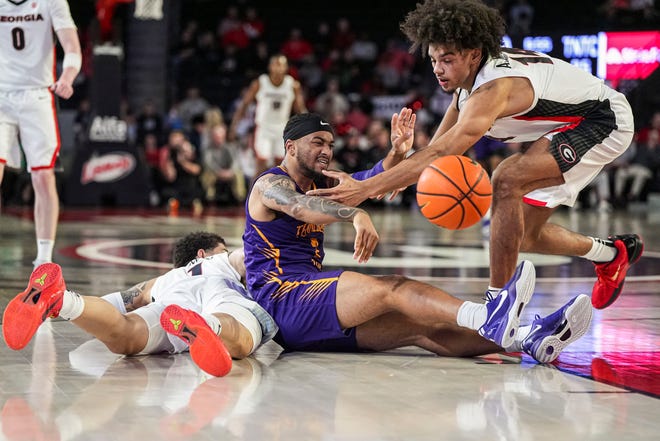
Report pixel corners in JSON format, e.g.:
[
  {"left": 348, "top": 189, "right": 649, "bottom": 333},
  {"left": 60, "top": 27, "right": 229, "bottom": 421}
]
[
  {"left": 0, "top": 88, "right": 60, "bottom": 170},
  {"left": 254, "top": 124, "right": 285, "bottom": 164},
  {"left": 132, "top": 276, "right": 277, "bottom": 355},
  {"left": 524, "top": 91, "right": 634, "bottom": 208}
]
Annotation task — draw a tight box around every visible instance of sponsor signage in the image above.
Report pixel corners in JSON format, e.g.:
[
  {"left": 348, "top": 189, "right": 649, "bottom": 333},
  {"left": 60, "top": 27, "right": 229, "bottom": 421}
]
[
  {"left": 598, "top": 31, "right": 660, "bottom": 82},
  {"left": 509, "top": 30, "right": 659, "bottom": 81}
]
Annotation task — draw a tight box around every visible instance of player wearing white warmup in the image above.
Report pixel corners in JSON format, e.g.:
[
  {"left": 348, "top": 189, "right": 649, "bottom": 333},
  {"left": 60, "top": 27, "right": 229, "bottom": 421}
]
[{"left": 0, "top": 0, "right": 81, "bottom": 266}]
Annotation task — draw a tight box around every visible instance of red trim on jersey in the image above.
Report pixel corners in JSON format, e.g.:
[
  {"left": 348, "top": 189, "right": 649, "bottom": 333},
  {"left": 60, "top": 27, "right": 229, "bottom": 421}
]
[
  {"left": 32, "top": 90, "right": 61, "bottom": 171},
  {"left": 51, "top": 46, "right": 57, "bottom": 84},
  {"left": 0, "top": 159, "right": 7, "bottom": 165},
  {"left": 523, "top": 196, "right": 547, "bottom": 207},
  {"left": 514, "top": 115, "right": 585, "bottom": 134}
]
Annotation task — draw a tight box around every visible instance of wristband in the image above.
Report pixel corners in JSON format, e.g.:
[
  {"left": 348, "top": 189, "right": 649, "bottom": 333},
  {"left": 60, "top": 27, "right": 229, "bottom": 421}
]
[{"left": 62, "top": 52, "right": 82, "bottom": 73}]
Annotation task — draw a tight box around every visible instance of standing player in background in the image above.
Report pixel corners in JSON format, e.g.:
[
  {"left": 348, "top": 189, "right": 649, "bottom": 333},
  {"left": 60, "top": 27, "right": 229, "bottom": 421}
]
[
  {"left": 309, "top": 0, "right": 643, "bottom": 310},
  {"left": 0, "top": 0, "right": 81, "bottom": 267},
  {"left": 229, "top": 54, "right": 307, "bottom": 180}
]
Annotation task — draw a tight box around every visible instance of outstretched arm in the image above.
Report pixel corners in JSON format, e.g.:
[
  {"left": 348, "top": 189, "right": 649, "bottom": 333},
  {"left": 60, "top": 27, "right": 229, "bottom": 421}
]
[
  {"left": 308, "top": 81, "right": 509, "bottom": 206},
  {"left": 253, "top": 174, "right": 379, "bottom": 262}
]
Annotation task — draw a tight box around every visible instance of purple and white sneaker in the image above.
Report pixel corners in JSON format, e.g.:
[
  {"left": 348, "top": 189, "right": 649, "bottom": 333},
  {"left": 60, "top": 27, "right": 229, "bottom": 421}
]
[
  {"left": 478, "top": 260, "right": 536, "bottom": 348},
  {"left": 522, "top": 294, "right": 593, "bottom": 363}
]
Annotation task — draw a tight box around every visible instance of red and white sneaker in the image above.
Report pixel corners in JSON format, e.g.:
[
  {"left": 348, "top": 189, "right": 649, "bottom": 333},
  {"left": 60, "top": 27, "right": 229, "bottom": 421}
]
[
  {"left": 160, "top": 305, "right": 232, "bottom": 377},
  {"left": 2, "top": 263, "right": 65, "bottom": 350},
  {"left": 592, "top": 234, "right": 644, "bottom": 309}
]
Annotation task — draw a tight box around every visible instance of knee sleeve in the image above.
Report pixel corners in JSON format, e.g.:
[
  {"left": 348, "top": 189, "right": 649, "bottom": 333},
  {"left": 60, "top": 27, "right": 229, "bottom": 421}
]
[
  {"left": 129, "top": 303, "right": 188, "bottom": 355},
  {"left": 216, "top": 302, "right": 263, "bottom": 355}
]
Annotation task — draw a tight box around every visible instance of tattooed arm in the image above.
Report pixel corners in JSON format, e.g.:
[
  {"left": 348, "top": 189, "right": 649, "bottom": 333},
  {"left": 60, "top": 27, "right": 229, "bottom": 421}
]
[
  {"left": 258, "top": 174, "right": 367, "bottom": 225},
  {"left": 252, "top": 173, "right": 379, "bottom": 262},
  {"left": 119, "top": 278, "right": 157, "bottom": 312}
]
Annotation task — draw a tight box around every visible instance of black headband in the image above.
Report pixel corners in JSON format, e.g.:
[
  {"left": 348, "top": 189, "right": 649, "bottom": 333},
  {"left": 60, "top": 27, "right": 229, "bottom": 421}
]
[{"left": 282, "top": 114, "right": 334, "bottom": 142}]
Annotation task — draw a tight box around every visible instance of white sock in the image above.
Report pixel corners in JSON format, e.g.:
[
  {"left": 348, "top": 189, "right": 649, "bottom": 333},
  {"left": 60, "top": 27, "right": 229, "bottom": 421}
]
[
  {"left": 456, "top": 301, "right": 488, "bottom": 330},
  {"left": 100, "top": 291, "right": 127, "bottom": 314},
  {"left": 504, "top": 324, "right": 532, "bottom": 352},
  {"left": 581, "top": 237, "right": 616, "bottom": 263},
  {"left": 36, "top": 239, "right": 54, "bottom": 263},
  {"left": 59, "top": 290, "right": 85, "bottom": 321},
  {"left": 487, "top": 286, "right": 502, "bottom": 296},
  {"left": 201, "top": 313, "right": 222, "bottom": 335}
]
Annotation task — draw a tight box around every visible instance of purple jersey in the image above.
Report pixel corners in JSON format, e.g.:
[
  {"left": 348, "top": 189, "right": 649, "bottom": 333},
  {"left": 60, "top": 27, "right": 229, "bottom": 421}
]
[
  {"left": 243, "top": 166, "right": 326, "bottom": 295},
  {"left": 242, "top": 161, "right": 385, "bottom": 351}
]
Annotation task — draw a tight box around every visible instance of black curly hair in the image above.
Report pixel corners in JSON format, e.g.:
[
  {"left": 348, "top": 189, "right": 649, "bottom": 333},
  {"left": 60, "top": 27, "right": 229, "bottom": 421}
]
[
  {"left": 172, "top": 231, "right": 226, "bottom": 268},
  {"left": 400, "top": 0, "right": 505, "bottom": 58}
]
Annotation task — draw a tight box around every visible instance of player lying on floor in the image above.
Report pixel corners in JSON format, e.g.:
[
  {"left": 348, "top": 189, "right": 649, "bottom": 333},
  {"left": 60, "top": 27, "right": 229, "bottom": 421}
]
[{"left": 2, "top": 232, "right": 277, "bottom": 377}]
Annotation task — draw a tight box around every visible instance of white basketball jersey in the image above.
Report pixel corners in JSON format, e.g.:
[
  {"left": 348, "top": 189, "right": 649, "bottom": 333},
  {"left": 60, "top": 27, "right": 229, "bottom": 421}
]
[
  {"left": 457, "top": 48, "right": 632, "bottom": 143},
  {"left": 151, "top": 252, "right": 248, "bottom": 301},
  {"left": 254, "top": 74, "right": 295, "bottom": 128},
  {"left": 0, "top": 0, "right": 76, "bottom": 90}
]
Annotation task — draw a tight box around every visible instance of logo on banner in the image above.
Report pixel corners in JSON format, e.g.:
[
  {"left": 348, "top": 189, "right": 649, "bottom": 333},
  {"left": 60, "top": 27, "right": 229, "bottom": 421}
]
[
  {"left": 81, "top": 152, "right": 136, "bottom": 185},
  {"left": 89, "top": 116, "right": 128, "bottom": 143}
]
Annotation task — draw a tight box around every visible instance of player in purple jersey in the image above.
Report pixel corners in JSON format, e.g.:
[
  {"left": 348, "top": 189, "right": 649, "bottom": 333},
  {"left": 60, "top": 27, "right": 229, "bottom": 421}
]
[
  {"left": 308, "top": 0, "right": 643, "bottom": 311},
  {"left": 242, "top": 112, "right": 593, "bottom": 364}
]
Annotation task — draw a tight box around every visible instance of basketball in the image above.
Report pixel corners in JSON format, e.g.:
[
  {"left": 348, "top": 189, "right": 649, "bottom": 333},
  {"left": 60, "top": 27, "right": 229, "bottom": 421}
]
[{"left": 416, "top": 155, "right": 492, "bottom": 229}]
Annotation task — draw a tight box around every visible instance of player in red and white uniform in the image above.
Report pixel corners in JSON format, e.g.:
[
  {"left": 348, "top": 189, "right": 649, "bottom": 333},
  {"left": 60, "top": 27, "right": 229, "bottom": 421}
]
[
  {"left": 309, "top": 0, "right": 643, "bottom": 311},
  {"left": 229, "top": 54, "right": 306, "bottom": 178},
  {"left": 0, "top": 0, "right": 81, "bottom": 266},
  {"left": 3, "top": 232, "right": 278, "bottom": 377}
]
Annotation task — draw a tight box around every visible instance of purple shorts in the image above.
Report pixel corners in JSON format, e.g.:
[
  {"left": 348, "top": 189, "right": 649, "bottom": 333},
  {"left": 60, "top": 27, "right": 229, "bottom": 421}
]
[{"left": 254, "top": 269, "right": 359, "bottom": 352}]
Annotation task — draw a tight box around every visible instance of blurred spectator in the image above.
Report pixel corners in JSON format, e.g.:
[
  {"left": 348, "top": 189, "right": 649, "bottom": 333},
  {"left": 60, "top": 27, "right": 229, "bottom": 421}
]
[
  {"left": 573, "top": 170, "right": 613, "bottom": 213},
  {"left": 375, "top": 39, "right": 416, "bottom": 93},
  {"left": 331, "top": 18, "right": 355, "bottom": 52},
  {"left": 280, "top": 28, "right": 314, "bottom": 64},
  {"left": 334, "top": 128, "right": 368, "bottom": 174},
  {"left": 350, "top": 31, "right": 378, "bottom": 65},
  {"left": 313, "top": 77, "right": 350, "bottom": 120},
  {"left": 345, "top": 98, "right": 372, "bottom": 134},
  {"left": 178, "top": 86, "right": 210, "bottom": 131},
  {"left": 73, "top": 98, "right": 92, "bottom": 147},
  {"left": 365, "top": 123, "right": 392, "bottom": 169},
  {"left": 508, "top": 0, "right": 534, "bottom": 36},
  {"left": 614, "top": 130, "right": 660, "bottom": 205},
  {"left": 136, "top": 100, "right": 164, "bottom": 146},
  {"left": 217, "top": 6, "right": 243, "bottom": 46},
  {"left": 201, "top": 124, "right": 238, "bottom": 206},
  {"left": 187, "top": 113, "right": 207, "bottom": 154},
  {"left": 636, "top": 110, "right": 660, "bottom": 145},
  {"left": 139, "top": 133, "right": 164, "bottom": 207},
  {"left": 235, "top": 130, "right": 256, "bottom": 200},
  {"left": 159, "top": 129, "right": 204, "bottom": 212},
  {"left": 243, "top": 7, "right": 265, "bottom": 42},
  {"left": 472, "top": 137, "right": 509, "bottom": 176}
]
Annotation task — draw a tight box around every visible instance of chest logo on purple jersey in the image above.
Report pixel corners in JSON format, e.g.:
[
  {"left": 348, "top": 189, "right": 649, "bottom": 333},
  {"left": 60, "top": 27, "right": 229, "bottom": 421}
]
[{"left": 559, "top": 143, "right": 577, "bottom": 164}]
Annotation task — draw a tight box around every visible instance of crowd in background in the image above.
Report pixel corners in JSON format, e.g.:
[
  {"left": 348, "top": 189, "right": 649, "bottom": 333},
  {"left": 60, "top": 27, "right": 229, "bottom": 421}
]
[{"left": 2, "top": 0, "right": 659, "bottom": 213}]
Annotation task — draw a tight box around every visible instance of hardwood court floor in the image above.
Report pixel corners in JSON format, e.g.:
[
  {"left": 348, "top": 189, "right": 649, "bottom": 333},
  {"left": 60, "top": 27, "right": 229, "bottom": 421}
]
[{"left": 0, "top": 204, "right": 659, "bottom": 440}]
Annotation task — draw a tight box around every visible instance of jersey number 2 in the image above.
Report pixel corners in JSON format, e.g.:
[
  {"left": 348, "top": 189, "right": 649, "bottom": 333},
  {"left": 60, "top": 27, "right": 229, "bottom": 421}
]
[{"left": 11, "top": 28, "right": 25, "bottom": 51}]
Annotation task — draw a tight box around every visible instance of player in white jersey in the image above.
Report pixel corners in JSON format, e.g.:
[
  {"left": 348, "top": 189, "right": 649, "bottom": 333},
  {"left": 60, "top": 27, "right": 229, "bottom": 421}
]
[
  {"left": 229, "top": 54, "right": 306, "bottom": 178},
  {"left": 308, "top": 0, "right": 643, "bottom": 311},
  {"left": 2, "top": 232, "right": 278, "bottom": 377},
  {"left": 0, "top": 0, "right": 81, "bottom": 267}
]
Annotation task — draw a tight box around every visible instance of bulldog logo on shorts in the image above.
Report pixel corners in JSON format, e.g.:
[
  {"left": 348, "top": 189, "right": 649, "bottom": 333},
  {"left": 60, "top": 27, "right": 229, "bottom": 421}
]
[{"left": 559, "top": 143, "right": 577, "bottom": 164}]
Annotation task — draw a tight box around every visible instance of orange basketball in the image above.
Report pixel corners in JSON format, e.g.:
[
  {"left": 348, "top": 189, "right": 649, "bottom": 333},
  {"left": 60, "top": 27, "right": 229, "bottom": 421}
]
[{"left": 416, "top": 155, "right": 492, "bottom": 229}]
